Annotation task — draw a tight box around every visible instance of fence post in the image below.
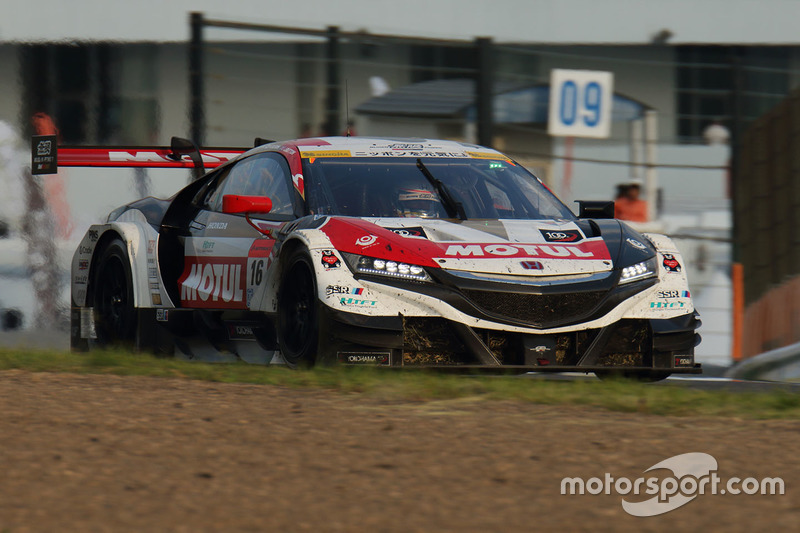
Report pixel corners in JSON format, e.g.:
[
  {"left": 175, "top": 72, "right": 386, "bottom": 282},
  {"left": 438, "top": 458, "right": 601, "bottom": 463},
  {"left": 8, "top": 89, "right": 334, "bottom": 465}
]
[
  {"left": 189, "top": 12, "right": 205, "bottom": 146},
  {"left": 325, "top": 26, "right": 340, "bottom": 137},
  {"left": 475, "top": 37, "right": 493, "bottom": 148}
]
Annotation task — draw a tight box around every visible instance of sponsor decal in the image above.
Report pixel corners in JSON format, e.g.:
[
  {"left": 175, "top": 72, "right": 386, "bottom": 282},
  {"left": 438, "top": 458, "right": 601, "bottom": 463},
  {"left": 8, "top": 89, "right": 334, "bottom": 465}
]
[
  {"left": 249, "top": 239, "right": 274, "bottom": 258},
  {"left": 356, "top": 235, "right": 378, "bottom": 247},
  {"left": 149, "top": 281, "right": 160, "bottom": 291},
  {"left": 662, "top": 254, "right": 681, "bottom": 272},
  {"left": 650, "top": 301, "right": 688, "bottom": 309},
  {"left": 180, "top": 259, "right": 246, "bottom": 308},
  {"left": 202, "top": 240, "right": 215, "bottom": 250},
  {"left": 465, "top": 151, "right": 511, "bottom": 161},
  {"left": 78, "top": 260, "right": 89, "bottom": 271},
  {"left": 227, "top": 323, "right": 257, "bottom": 340},
  {"left": 147, "top": 239, "right": 155, "bottom": 254},
  {"left": 675, "top": 356, "right": 694, "bottom": 368},
  {"left": 31, "top": 134, "right": 57, "bottom": 175},
  {"left": 444, "top": 242, "right": 603, "bottom": 259},
  {"left": 292, "top": 173, "right": 305, "bottom": 198},
  {"left": 37, "top": 139, "right": 52, "bottom": 156},
  {"left": 337, "top": 351, "right": 391, "bottom": 366},
  {"left": 151, "top": 293, "right": 162, "bottom": 306},
  {"left": 148, "top": 267, "right": 158, "bottom": 278},
  {"left": 657, "top": 290, "right": 691, "bottom": 299},
  {"left": 88, "top": 229, "right": 99, "bottom": 242},
  {"left": 626, "top": 238, "right": 647, "bottom": 250},
  {"left": 385, "top": 226, "right": 427, "bottom": 238},
  {"left": 207, "top": 222, "right": 228, "bottom": 230},
  {"left": 74, "top": 274, "right": 88, "bottom": 285},
  {"left": 340, "top": 297, "right": 377, "bottom": 308},
  {"left": 326, "top": 285, "right": 349, "bottom": 296},
  {"left": 79, "top": 245, "right": 93, "bottom": 255},
  {"left": 521, "top": 260, "right": 544, "bottom": 270},
  {"left": 156, "top": 309, "right": 169, "bottom": 322},
  {"left": 353, "top": 149, "right": 464, "bottom": 158},
  {"left": 541, "top": 229, "right": 582, "bottom": 243},
  {"left": 320, "top": 250, "right": 341, "bottom": 269},
  {"left": 389, "top": 143, "right": 424, "bottom": 150},
  {"left": 326, "top": 286, "right": 365, "bottom": 297},
  {"left": 300, "top": 150, "right": 351, "bottom": 158},
  {"left": 107, "top": 150, "right": 235, "bottom": 164}
]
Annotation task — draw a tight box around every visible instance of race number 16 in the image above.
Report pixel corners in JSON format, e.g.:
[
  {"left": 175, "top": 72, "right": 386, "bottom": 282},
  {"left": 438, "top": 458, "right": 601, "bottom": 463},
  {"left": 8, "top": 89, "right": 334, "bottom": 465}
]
[{"left": 547, "top": 69, "right": 614, "bottom": 139}]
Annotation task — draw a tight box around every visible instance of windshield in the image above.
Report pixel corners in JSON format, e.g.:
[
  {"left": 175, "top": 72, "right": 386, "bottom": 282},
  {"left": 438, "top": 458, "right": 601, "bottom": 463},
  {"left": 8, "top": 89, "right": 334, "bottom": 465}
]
[{"left": 302, "top": 157, "right": 575, "bottom": 220}]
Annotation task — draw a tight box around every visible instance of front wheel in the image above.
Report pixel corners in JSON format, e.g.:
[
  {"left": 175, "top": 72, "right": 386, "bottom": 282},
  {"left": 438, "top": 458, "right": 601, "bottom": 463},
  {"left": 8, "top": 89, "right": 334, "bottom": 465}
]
[
  {"left": 276, "top": 249, "right": 319, "bottom": 368},
  {"left": 91, "top": 238, "right": 137, "bottom": 348}
]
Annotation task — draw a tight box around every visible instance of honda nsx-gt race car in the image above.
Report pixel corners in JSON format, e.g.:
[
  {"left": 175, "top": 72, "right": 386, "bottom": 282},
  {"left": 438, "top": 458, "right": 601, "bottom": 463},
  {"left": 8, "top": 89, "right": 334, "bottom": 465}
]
[{"left": 65, "top": 136, "right": 700, "bottom": 379}]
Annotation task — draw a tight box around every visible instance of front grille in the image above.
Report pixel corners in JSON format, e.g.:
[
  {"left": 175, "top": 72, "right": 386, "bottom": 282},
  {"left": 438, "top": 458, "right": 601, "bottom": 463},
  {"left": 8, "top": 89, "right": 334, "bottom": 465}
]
[{"left": 462, "top": 289, "right": 608, "bottom": 327}]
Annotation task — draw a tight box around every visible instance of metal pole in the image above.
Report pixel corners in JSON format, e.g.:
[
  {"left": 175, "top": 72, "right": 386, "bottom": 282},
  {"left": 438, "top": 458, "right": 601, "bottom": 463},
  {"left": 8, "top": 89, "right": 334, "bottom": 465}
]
[
  {"left": 475, "top": 37, "right": 493, "bottom": 147},
  {"left": 325, "top": 26, "right": 340, "bottom": 137},
  {"left": 629, "top": 118, "right": 643, "bottom": 180},
  {"left": 729, "top": 46, "right": 744, "bottom": 264},
  {"left": 644, "top": 110, "right": 658, "bottom": 221},
  {"left": 189, "top": 12, "right": 205, "bottom": 146}
]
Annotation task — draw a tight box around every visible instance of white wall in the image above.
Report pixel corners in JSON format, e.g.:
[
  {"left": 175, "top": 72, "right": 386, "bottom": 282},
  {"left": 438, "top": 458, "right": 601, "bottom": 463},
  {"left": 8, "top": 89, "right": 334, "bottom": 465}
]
[
  {"left": 4, "top": 0, "right": 800, "bottom": 44},
  {"left": 0, "top": 45, "right": 20, "bottom": 126}
]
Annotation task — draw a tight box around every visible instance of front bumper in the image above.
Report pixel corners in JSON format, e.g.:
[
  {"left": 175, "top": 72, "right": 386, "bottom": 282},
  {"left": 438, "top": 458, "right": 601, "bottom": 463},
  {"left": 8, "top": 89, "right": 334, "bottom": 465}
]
[{"left": 318, "top": 306, "right": 702, "bottom": 374}]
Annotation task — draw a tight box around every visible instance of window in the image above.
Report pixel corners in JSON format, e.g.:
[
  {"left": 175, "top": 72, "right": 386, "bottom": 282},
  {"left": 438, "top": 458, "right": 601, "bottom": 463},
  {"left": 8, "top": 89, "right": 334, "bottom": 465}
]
[
  {"left": 676, "top": 46, "right": 791, "bottom": 143},
  {"left": 302, "top": 157, "right": 575, "bottom": 220},
  {"left": 20, "top": 43, "right": 159, "bottom": 144},
  {"left": 206, "top": 153, "right": 294, "bottom": 216}
]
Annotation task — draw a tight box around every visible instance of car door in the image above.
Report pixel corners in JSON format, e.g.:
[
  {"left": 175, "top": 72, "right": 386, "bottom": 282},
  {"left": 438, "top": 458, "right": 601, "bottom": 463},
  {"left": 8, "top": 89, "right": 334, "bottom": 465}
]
[{"left": 178, "top": 152, "right": 296, "bottom": 310}]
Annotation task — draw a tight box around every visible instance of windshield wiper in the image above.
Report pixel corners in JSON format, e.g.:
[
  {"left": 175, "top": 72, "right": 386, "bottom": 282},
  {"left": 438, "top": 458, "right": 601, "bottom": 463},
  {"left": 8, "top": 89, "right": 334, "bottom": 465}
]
[{"left": 415, "top": 159, "right": 467, "bottom": 220}]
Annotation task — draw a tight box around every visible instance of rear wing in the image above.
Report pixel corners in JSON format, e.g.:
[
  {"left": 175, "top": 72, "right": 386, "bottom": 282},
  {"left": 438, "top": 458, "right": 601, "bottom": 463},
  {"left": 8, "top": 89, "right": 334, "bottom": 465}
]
[{"left": 32, "top": 135, "right": 248, "bottom": 176}]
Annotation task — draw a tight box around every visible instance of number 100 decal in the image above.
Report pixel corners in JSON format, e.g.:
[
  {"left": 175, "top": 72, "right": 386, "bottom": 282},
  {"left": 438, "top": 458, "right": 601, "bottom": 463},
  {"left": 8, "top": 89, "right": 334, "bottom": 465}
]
[{"left": 547, "top": 69, "right": 614, "bottom": 139}]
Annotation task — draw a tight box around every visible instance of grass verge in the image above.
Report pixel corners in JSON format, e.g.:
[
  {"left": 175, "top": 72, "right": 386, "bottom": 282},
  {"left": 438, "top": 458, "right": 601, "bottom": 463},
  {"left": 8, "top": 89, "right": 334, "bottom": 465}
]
[{"left": 0, "top": 347, "right": 799, "bottom": 419}]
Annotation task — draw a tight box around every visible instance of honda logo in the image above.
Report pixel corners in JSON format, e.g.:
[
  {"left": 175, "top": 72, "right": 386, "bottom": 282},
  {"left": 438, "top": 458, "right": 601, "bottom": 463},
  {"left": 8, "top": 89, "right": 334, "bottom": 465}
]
[{"left": 521, "top": 260, "right": 544, "bottom": 270}]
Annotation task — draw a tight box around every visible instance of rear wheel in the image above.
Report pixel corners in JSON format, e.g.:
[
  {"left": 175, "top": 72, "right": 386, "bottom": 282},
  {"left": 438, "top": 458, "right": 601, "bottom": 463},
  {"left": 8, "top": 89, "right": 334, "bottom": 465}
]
[
  {"left": 276, "top": 249, "right": 319, "bottom": 368},
  {"left": 91, "top": 238, "right": 137, "bottom": 348}
]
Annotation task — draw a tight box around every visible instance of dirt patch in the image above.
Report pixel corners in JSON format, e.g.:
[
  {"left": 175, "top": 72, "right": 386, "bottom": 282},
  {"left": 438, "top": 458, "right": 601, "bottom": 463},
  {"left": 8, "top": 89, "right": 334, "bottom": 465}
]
[{"left": 0, "top": 371, "right": 797, "bottom": 532}]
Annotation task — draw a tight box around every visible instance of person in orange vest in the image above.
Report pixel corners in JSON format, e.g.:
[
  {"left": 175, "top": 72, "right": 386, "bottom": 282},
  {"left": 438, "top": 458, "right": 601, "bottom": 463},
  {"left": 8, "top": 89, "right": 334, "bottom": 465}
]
[{"left": 614, "top": 180, "right": 648, "bottom": 222}]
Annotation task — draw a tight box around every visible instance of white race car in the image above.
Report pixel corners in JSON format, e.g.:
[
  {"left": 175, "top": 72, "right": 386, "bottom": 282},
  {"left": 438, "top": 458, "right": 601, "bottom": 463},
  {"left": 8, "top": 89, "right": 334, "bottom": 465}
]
[{"left": 66, "top": 136, "right": 700, "bottom": 379}]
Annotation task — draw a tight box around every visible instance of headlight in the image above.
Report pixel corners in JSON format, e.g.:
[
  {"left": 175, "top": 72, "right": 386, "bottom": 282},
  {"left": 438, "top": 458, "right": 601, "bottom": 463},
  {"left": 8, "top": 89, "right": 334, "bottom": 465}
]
[
  {"left": 350, "top": 255, "right": 431, "bottom": 282},
  {"left": 619, "top": 257, "right": 657, "bottom": 284}
]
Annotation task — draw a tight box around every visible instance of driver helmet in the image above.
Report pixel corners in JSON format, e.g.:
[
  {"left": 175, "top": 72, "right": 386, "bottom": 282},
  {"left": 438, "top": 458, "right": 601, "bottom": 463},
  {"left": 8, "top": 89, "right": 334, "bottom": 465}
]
[{"left": 397, "top": 188, "right": 441, "bottom": 218}]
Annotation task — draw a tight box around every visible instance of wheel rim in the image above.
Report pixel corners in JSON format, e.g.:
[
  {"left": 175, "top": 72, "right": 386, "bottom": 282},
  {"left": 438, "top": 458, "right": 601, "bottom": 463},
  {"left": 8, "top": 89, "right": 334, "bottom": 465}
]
[
  {"left": 279, "top": 261, "right": 315, "bottom": 356},
  {"left": 97, "top": 255, "right": 131, "bottom": 342}
]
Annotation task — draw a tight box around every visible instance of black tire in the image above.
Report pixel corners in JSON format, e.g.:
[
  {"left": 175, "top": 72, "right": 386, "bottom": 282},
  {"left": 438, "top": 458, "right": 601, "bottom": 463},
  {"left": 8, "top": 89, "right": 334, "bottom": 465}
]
[
  {"left": 91, "top": 238, "right": 137, "bottom": 348},
  {"left": 276, "top": 249, "right": 319, "bottom": 368},
  {"left": 595, "top": 370, "right": 671, "bottom": 382}
]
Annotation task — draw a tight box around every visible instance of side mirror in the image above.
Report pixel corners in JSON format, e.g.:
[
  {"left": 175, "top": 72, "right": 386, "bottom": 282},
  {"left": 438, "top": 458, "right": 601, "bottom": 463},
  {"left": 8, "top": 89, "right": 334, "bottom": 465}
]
[
  {"left": 222, "top": 194, "right": 273, "bottom": 215},
  {"left": 576, "top": 200, "right": 615, "bottom": 219}
]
